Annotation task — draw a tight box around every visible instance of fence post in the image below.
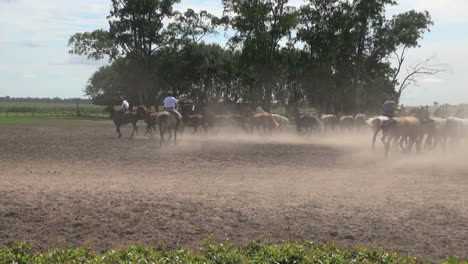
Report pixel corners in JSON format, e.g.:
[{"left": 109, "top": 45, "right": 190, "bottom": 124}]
[{"left": 76, "top": 99, "right": 80, "bottom": 117}]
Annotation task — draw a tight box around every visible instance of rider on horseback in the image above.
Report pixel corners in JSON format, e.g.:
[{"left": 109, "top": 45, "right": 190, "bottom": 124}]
[
  {"left": 121, "top": 100, "right": 130, "bottom": 113},
  {"left": 163, "top": 92, "right": 182, "bottom": 122},
  {"left": 383, "top": 100, "right": 402, "bottom": 118}
]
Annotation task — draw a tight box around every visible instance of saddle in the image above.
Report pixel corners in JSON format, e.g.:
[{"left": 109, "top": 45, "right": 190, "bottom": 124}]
[{"left": 164, "top": 109, "right": 182, "bottom": 128}]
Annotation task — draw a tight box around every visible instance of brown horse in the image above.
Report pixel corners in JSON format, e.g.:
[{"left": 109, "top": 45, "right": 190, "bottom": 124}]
[
  {"left": 157, "top": 111, "right": 179, "bottom": 146},
  {"left": 180, "top": 114, "right": 208, "bottom": 134},
  {"left": 103, "top": 105, "right": 139, "bottom": 138},
  {"left": 136, "top": 105, "right": 159, "bottom": 136},
  {"left": 381, "top": 107, "right": 430, "bottom": 157},
  {"left": 294, "top": 110, "right": 323, "bottom": 135}
]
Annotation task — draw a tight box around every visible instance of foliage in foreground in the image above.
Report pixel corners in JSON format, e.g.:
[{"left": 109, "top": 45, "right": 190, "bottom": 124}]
[{"left": 0, "top": 241, "right": 464, "bottom": 264}]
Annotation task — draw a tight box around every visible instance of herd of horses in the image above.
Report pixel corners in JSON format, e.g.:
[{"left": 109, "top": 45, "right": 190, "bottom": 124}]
[
  {"left": 368, "top": 107, "right": 468, "bottom": 157},
  {"left": 103, "top": 105, "right": 468, "bottom": 157}
]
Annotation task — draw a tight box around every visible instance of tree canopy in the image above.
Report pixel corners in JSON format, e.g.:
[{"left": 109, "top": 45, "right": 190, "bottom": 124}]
[{"left": 69, "top": 0, "right": 434, "bottom": 114}]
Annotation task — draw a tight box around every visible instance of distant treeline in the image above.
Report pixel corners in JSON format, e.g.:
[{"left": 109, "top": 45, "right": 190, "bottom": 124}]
[{"left": 0, "top": 97, "right": 91, "bottom": 104}]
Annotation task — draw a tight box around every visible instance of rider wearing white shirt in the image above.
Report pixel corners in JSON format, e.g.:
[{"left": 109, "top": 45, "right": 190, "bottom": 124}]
[
  {"left": 121, "top": 100, "right": 129, "bottom": 113},
  {"left": 429, "top": 101, "right": 440, "bottom": 116},
  {"left": 163, "top": 92, "right": 182, "bottom": 120}
]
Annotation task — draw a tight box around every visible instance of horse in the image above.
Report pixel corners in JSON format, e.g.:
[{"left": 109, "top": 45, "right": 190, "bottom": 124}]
[
  {"left": 321, "top": 114, "right": 338, "bottom": 132},
  {"left": 271, "top": 114, "right": 289, "bottom": 130},
  {"left": 367, "top": 116, "right": 389, "bottom": 149},
  {"left": 157, "top": 111, "right": 180, "bottom": 146},
  {"left": 339, "top": 115, "right": 355, "bottom": 131},
  {"left": 381, "top": 107, "right": 430, "bottom": 158},
  {"left": 354, "top": 114, "right": 367, "bottom": 131},
  {"left": 180, "top": 114, "right": 208, "bottom": 134},
  {"left": 136, "top": 105, "right": 159, "bottom": 136},
  {"left": 249, "top": 113, "right": 279, "bottom": 133},
  {"left": 253, "top": 107, "right": 288, "bottom": 131},
  {"left": 422, "top": 117, "right": 447, "bottom": 150},
  {"left": 103, "top": 105, "right": 139, "bottom": 138},
  {"left": 295, "top": 111, "right": 323, "bottom": 135},
  {"left": 438, "top": 117, "right": 468, "bottom": 149}
]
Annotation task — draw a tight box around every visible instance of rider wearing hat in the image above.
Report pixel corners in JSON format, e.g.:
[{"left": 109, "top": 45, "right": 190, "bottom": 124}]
[{"left": 383, "top": 100, "right": 402, "bottom": 118}]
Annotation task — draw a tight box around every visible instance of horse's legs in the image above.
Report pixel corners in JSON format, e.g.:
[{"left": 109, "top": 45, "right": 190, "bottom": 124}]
[
  {"left": 434, "top": 134, "right": 441, "bottom": 150},
  {"left": 415, "top": 136, "right": 422, "bottom": 152},
  {"left": 179, "top": 123, "right": 185, "bottom": 134},
  {"left": 398, "top": 136, "right": 406, "bottom": 152},
  {"left": 407, "top": 136, "right": 416, "bottom": 153},
  {"left": 145, "top": 123, "right": 153, "bottom": 136},
  {"left": 372, "top": 127, "right": 380, "bottom": 150},
  {"left": 193, "top": 125, "right": 198, "bottom": 134},
  {"left": 425, "top": 134, "right": 433, "bottom": 150},
  {"left": 116, "top": 125, "right": 122, "bottom": 138},
  {"left": 385, "top": 135, "right": 392, "bottom": 158},
  {"left": 159, "top": 126, "right": 165, "bottom": 146},
  {"left": 167, "top": 128, "right": 172, "bottom": 142},
  {"left": 130, "top": 121, "right": 138, "bottom": 138},
  {"left": 174, "top": 128, "right": 177, "bottom": 145}
]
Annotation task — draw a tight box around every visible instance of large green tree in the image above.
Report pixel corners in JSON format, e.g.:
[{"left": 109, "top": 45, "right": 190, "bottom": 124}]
[
  {"left": 74, "top": 0, "right": 434, "bottom": 115},
  {"left": 222, "top": 0, "right": 299, "bottom": 111},
  {"left": 297, "top": 0, "right": 432, "bottom": 113},
  {"left": 69, "top": 0, "right": 216, "bottom": 106}
]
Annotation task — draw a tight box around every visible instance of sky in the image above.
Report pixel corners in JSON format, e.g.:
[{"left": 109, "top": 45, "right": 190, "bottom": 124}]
[{"left": 0, "top": 0, "right": 467, "bottom": 106}]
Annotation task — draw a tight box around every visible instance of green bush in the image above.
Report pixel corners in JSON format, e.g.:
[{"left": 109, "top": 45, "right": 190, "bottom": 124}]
[{"left": 0, "top": 241, "right": 464, "bottom": 264}]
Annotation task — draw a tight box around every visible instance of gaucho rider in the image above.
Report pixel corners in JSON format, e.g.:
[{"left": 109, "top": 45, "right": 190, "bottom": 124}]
[
  {"left": 163, "top": 92, "right": 182, "bottom": 123},
  {"left": 383, "top": 100, "right": 402, "bottom": 118},
  {"left": 121, "top": 99, "right": 130, "bottom": 113}
]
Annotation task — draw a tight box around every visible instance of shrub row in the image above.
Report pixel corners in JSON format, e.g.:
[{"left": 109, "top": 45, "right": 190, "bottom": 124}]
[{"left": 0, "top": 241, "right": 464, "bottom": 264}]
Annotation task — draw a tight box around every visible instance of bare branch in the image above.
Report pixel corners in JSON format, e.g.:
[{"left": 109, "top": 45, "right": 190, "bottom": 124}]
[
  {"left": 390, "top": 45, "right": 407, "bottom": 86},
  {"left": 397, "top": 56, "right": 448, "bottom": 95}
]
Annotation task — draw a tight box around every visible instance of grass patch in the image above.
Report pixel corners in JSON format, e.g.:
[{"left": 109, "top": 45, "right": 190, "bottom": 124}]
[
  {"left": 0, "top": 118, "right": 110, "bottom": 126},
  {"left": 0, "top": 103, "right": 107, "bottom": 119},
  {"left": 0, "top": 241, "right": 464, "bottom": 264}
]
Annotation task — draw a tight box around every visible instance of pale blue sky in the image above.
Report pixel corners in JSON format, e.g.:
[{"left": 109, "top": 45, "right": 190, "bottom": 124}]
[{"left": 0, "top": 0, "right": 467, "bottom": 105}]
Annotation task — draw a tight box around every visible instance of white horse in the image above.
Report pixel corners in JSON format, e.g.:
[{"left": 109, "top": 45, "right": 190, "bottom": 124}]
[
  {"left": 367, "top": 116, "right": 389, "bottom": 149},
  {"left": 271, "top": 114, "right": 289, "bottom": 130}
]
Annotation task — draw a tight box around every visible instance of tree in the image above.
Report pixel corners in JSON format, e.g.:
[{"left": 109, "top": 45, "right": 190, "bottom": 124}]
[
  {"left": 393, "top": 56, "right": 447, "bottom": 102},
  {"left": 222, "top": 0, "right": 299, "bottom": 111},
  {"left": 297, "top": 0, "right": 433, "bottom": 113},
  {"left": 84, "top": 58, "right": 140, "bottom": 106},
  {"left": 69, "top": 0, "right": 216, "bottom": 106}
]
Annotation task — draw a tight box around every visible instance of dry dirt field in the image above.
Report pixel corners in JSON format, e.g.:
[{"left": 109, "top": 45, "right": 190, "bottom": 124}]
[{"left": 0, "top": 123, "right": 467, "bottom": 261}]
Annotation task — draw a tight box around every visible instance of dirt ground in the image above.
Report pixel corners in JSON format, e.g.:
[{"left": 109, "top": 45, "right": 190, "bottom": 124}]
[{"left": 0, "top": 124, "right": 466, "bottom": 261}]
